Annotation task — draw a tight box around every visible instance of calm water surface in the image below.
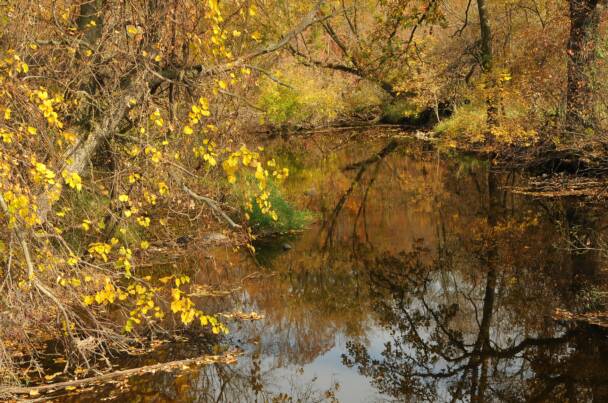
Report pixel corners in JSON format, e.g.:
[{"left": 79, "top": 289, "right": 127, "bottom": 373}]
[{"left": 55, "top": 131, "right": 608, "bottom": 402}]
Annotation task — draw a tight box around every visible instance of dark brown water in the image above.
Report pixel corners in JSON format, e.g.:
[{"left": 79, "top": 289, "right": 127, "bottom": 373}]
[{"left": 52, "top": 131, "right": 608, "bottom": 402}]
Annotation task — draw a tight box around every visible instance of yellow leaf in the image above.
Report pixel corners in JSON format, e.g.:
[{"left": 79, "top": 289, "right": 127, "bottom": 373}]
[
  {"left": 44, "top": 372, "right": 61, "bottom": 381},
  {"left": 158, "top": 181, "right": 168, "bottom": 195},
  {"left": 126, "top": 25, "right": 139, "bottom": 36}
]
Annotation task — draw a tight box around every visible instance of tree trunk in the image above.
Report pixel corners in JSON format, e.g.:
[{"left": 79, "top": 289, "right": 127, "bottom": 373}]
[
  {"left": 469, "top": 170, "right": 500, "bottom": 401},
  {"left": 36, "top": 103, "right": 129, "bottom": 223},
  {"left": 566, "top": 0, "right": 600, "bottom": 131},
  {"left": 476, "top": 0, "right": 498, "bottom": 130},
  {"left": 477, "top": 0, "right": 493, "bottom": 72}
]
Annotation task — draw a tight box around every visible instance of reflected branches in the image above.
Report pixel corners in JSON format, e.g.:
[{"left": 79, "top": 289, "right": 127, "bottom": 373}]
[{"left": 321, "top": 139, "right": 404, "bottom": 251}]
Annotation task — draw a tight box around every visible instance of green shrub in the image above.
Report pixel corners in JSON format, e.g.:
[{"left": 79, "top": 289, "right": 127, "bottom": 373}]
[
  {"left": 343, "top": 80, "right": 386, "bottom": 112},
  {"left": 247, "top": 181, "right": 312, "bottom": 234},
  {"left": 435, "top": 97, "right": 539, "bottom": 146},
  {"left": 258, "top": 85, "right": 301, "bottom": 125}
]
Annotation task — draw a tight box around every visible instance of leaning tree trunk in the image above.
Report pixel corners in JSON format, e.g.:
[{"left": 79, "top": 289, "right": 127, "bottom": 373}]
[{"left": 566, "top": 0, "right": 600, "bottom": 131}]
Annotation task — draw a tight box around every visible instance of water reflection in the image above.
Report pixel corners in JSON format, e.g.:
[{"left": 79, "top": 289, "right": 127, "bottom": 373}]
[
  {"left": 53, "top": 132, "right": 608, "bottom": 402},
  {"left": 342, "top": 235, "right": 608, "bottom": 401}
]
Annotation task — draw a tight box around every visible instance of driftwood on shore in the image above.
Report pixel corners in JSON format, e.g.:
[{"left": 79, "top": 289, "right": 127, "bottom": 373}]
[{"left": 508, "top": 176, "right": 608, "bottom": 198}]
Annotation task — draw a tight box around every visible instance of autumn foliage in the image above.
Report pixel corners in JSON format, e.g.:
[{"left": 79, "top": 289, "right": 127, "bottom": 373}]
[{"left": 1, "top": 0, "right": 607, "bottom": 393}]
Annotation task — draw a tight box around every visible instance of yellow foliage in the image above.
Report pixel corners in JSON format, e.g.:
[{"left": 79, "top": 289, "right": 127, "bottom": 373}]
[
  {"left": 62, "top": 170, "right": 82, "bottom": 191},
  {"left": 88, "top": 242, "right": 112, "bottom": 262}
]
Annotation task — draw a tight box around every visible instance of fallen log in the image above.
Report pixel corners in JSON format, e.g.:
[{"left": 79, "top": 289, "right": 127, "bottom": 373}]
[
  {"left": 553, "top": 308, "right": 608, "bottom": 329},
  {"left": 5, "top": 350, "right": 241, "bottom": 396}
]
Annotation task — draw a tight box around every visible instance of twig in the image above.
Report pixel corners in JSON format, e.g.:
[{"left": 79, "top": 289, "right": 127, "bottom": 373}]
[
  {"left": 218, "top": 89, "right": 264, "bottom": 111},
  {"left": 152, "top": 1, "right": 332, "bottom": 86},
  {"left": 243, "top": 64, "right": 293, "bottom": 89}
]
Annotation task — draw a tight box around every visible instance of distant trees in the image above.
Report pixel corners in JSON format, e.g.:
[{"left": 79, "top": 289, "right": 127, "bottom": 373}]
[
  {"left": 279, "top": 0, "right": 607, "bottom": 140},
  {"left": 285, "top": 0, "right": 444, "bottom": 97}
]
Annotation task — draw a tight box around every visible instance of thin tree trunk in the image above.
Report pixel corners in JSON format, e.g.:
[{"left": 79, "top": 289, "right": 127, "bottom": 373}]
[
  {"left": 566, "top": 0, "right": 600, "bottom": 131},
  {"left": 476, "top": 0, "right": 498, "bottom": 130},
  {"left": 469, "top": 170, "right": 499, "bottom": 401},
  {"left": 477, "top": 0, "right": 493, "bottom": 72}
]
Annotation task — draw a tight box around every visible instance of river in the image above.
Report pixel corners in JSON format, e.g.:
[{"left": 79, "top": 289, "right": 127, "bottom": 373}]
[{"left": 49, "top": 129, "right": 608, "bottom": 402}]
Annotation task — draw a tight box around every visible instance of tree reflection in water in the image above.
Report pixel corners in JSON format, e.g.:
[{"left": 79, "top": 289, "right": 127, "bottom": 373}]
[
  {"left": 255, "top": 137, "right": 608, "bottom": 402},
  {"left": 341, "top": 167, "right": 608, "bottom": 402}
]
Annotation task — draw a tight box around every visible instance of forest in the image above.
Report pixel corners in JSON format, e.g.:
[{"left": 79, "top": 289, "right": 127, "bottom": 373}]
[{"left": 1, "top": 0, "right": 608, "bottom": 401}]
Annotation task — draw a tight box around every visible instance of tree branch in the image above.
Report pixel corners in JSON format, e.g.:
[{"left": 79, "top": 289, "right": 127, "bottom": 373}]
[{"left": 182, "top": 185, "right": 242, "bottom": 229}]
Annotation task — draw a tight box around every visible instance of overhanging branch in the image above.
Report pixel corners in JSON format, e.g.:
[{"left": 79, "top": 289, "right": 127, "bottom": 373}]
[{"left": 150, "top": 1, "right": 330, "bottom": 89}]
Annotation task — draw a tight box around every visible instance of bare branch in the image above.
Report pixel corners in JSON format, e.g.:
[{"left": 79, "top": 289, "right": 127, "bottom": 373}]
[{"left": 182, "top": 185, "right": 242, "bottom": 229}]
